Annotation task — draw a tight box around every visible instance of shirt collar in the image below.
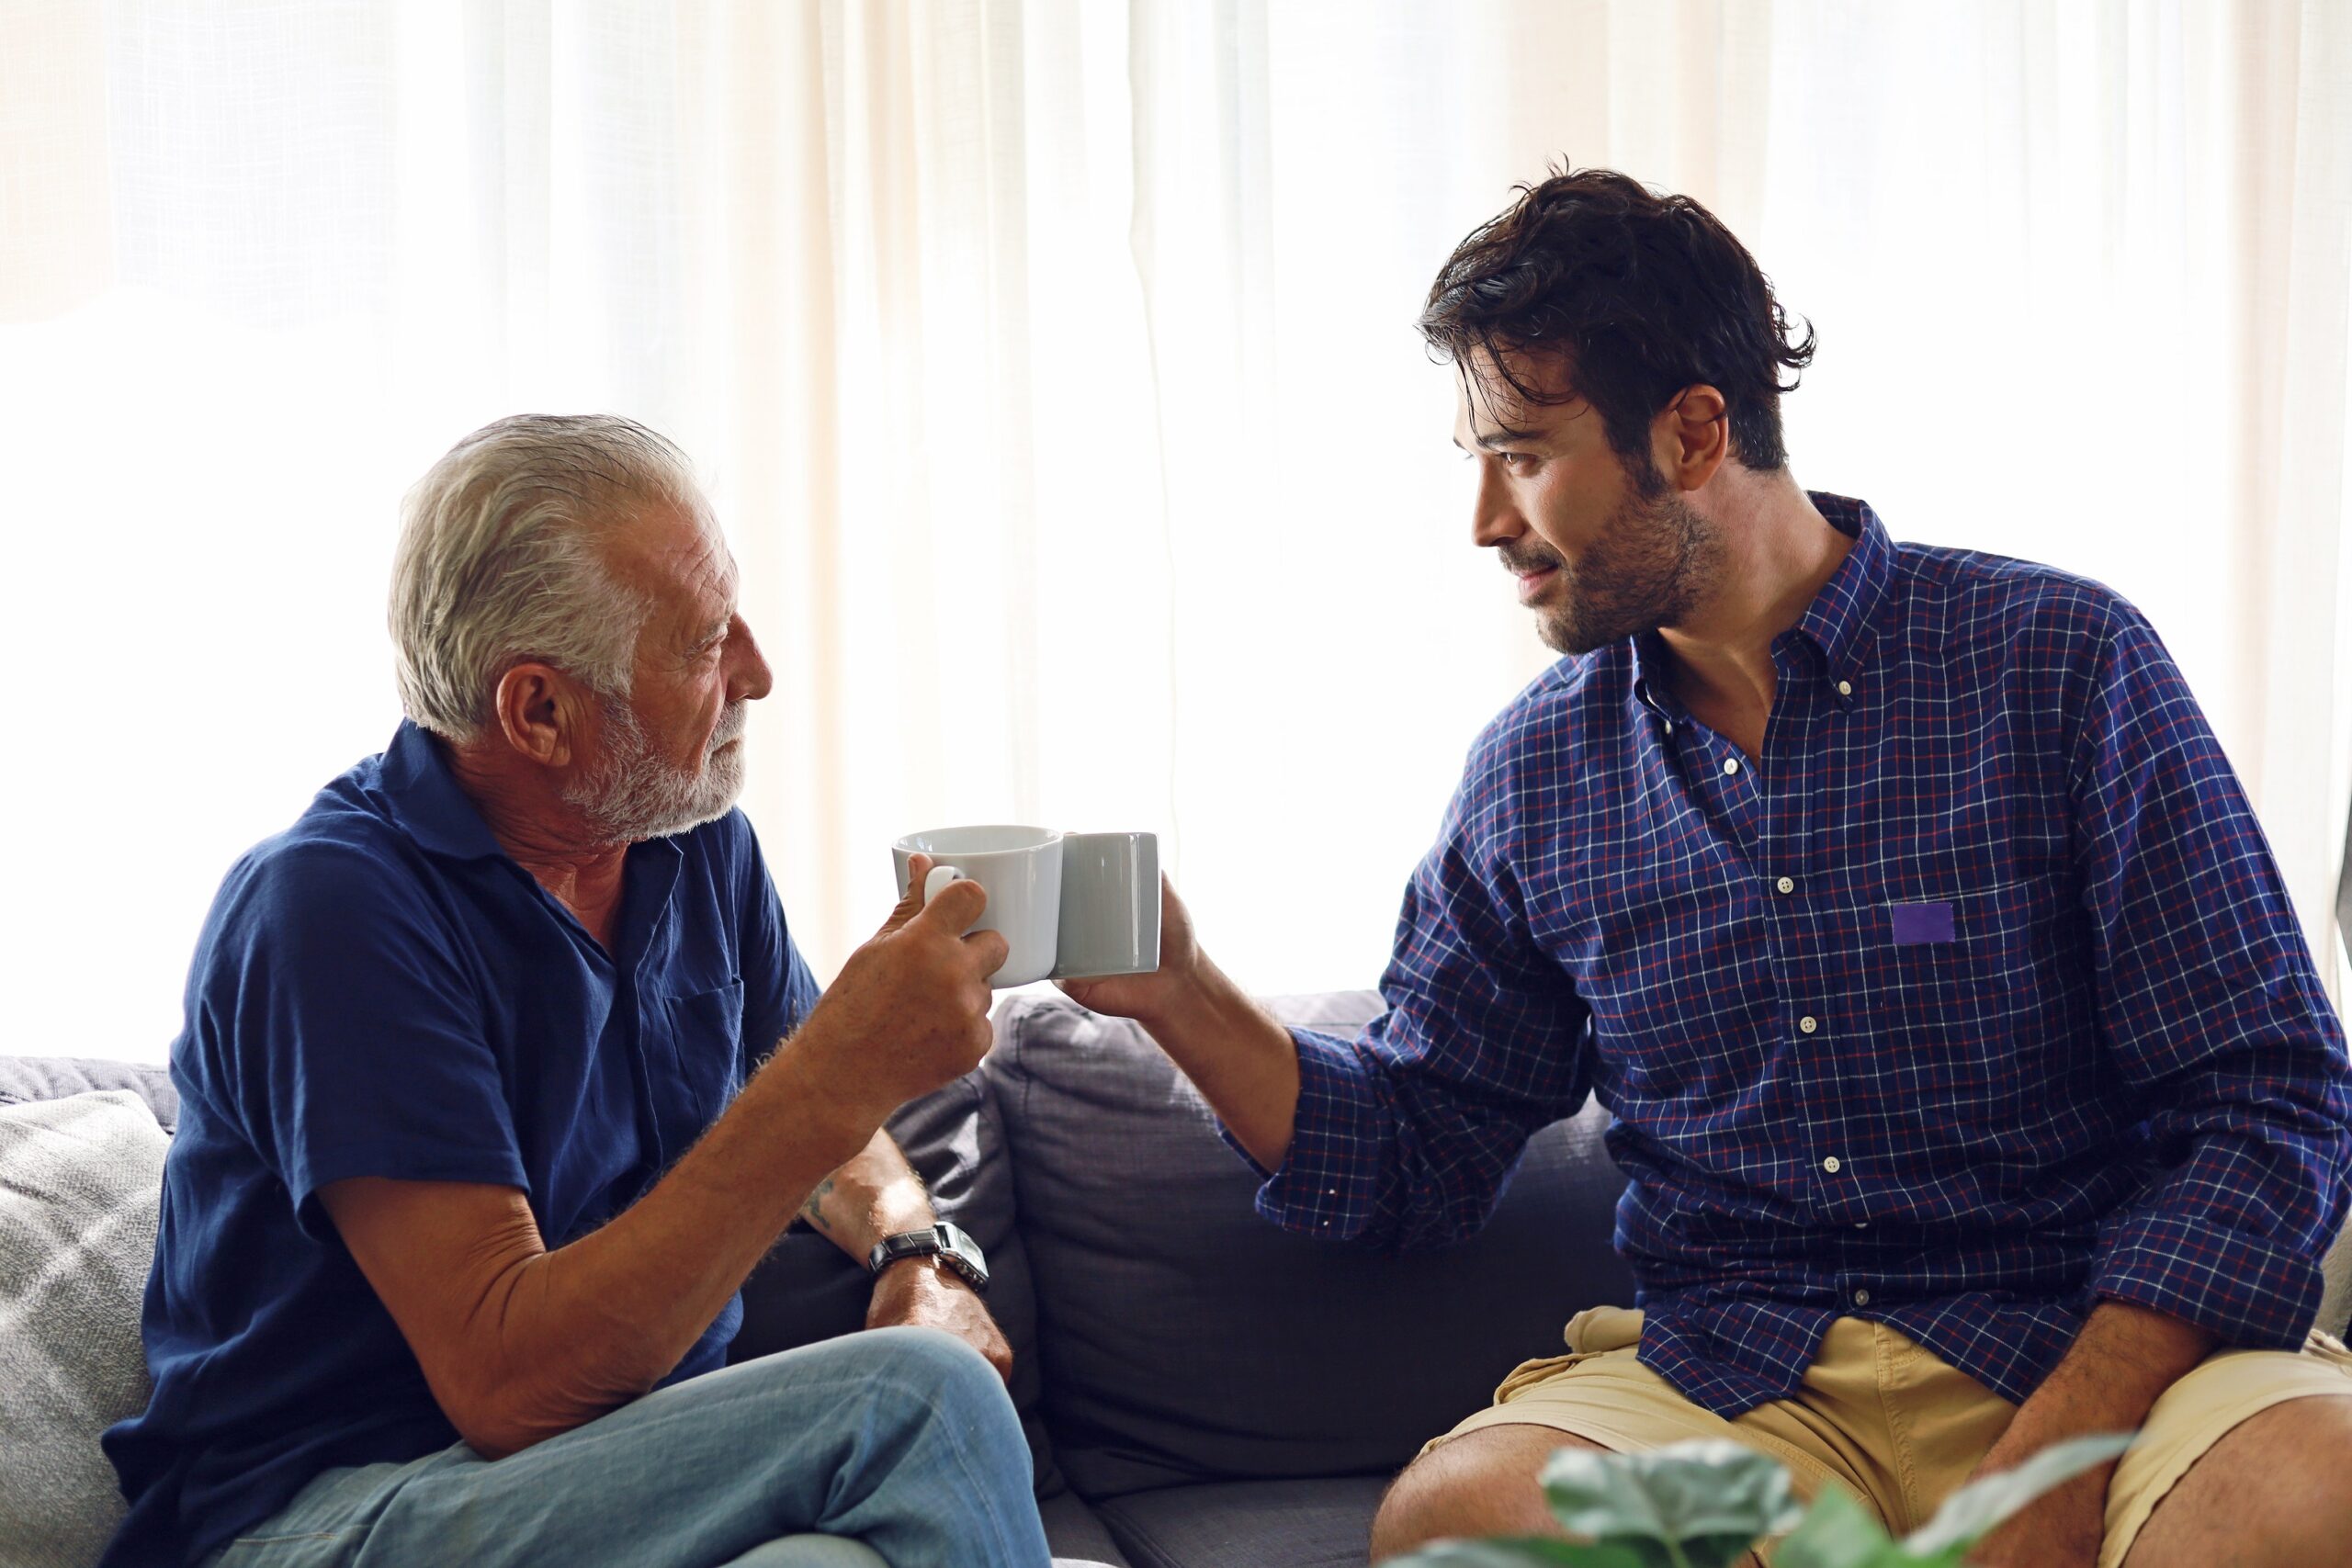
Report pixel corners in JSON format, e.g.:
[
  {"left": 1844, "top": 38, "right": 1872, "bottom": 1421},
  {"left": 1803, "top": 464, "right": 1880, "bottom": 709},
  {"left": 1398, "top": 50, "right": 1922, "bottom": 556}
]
[
  {"left": 1789, "top": 492, "right": 1890, "bottom": 692},
  {"left": 378, "top": 719, "right": 510, "bottom": 863},
  {"left": 376, "top": 719, "right": 690, "bottom": 973},
  {"left": 1629, "top": 491, "right": 1890, "bottom": 720}
]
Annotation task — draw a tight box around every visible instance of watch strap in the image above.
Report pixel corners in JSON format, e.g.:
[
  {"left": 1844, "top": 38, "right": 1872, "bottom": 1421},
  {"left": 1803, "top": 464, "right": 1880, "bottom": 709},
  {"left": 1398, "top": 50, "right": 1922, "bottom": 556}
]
[{"left": 867, "top": 1221, "right": 989, "bottom": 1294}]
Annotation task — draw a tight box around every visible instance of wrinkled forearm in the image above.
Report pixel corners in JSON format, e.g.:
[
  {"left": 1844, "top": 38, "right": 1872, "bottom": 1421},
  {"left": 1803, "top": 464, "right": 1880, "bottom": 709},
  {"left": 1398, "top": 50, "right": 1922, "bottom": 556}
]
[{"left": 449, "top": 1027, "right": 879, "bottom": 1455}]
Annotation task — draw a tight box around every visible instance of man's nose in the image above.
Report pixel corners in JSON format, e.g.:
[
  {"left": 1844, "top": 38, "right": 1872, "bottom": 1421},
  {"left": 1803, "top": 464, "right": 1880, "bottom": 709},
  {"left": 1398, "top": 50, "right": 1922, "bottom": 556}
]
[
  {"left": 729, "top": 616, "right": 775, "bottom": 703},
  {"left": 1469, "top": 457, "right": 1523, "bottom": 549}
]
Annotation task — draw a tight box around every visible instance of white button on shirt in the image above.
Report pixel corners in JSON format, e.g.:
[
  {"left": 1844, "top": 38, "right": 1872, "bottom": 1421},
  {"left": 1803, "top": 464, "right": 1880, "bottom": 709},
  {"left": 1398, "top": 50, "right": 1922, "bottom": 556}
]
[
  {"left": 1822, "top": 1156, "right": 1842, "bottom": 1173},
  {"left": 1723, "top": 757, "right": 1741, "bottom": 776},
  {"left": 1799, "top": 1015, "right": 1819, "bottom": 1034},
  {"left": 1838, "top": 681, "right": 1853, "bottom": 696},
  {"left": 1776, "top": 876, "right": 1795, "bottom": 894}
]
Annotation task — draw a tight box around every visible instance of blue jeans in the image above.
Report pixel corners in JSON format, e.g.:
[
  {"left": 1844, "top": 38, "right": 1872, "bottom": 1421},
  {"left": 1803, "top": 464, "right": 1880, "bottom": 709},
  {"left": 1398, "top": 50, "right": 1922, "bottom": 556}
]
[{"left": 200, "top": 1327, "right": 1049, "bottom": 1568}]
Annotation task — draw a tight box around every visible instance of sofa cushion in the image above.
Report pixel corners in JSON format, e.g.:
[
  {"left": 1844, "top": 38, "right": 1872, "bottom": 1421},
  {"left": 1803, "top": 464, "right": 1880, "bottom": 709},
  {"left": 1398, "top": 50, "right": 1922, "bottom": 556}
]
[
  {"left": 0, "top": 1055, "right": 177, "bottom": 1132},
  {"left": 729, "top": 1064, "right": 1061, "bottom": 1496},
  {"left": 1041, "top": 1489, "right": 1132, "bottom": 1568},
  {"left": 989, "top": 992, "right": 1636, "bottom": 1499},
  {"left": 1093, "top": 1476, "right": 1386, "bottom": 1568},
  {"left": 0, "top": 1090, "right": 171, "bottom": 1568}
]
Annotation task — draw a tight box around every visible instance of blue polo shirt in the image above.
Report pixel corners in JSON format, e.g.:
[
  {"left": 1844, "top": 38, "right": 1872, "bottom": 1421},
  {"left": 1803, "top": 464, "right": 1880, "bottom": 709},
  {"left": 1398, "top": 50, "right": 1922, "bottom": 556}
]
[{"left": 100, "top": 722, "right": 822, "bottom": 1568}]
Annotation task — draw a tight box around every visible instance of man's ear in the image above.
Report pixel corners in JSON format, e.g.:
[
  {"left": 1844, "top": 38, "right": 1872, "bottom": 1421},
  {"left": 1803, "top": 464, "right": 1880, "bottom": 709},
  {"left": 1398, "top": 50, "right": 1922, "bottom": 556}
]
[
  {"left": 491, "top": 662, "right": 587, "bottom": 769},
  {"left": 1656, "top": 385, "right": 1731, "bottom": 491}
]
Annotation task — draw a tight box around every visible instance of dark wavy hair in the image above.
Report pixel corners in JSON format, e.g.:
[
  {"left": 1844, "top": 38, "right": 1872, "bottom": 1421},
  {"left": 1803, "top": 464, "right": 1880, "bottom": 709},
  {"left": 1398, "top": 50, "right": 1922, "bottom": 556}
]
[{"left": 1419, "top": 166, "right": 1815, "bottom": 473}]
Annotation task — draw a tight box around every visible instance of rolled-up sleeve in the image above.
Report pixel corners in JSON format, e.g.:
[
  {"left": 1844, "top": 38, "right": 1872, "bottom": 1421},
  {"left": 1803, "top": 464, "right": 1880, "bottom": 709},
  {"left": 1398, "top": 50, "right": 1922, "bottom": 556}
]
[
  {"left": 2070, "top": 606, "right": 2352, "bottom": 1345},
  {"left": 1240, "top": 741, "right": 1595, "bottom": 1252}
]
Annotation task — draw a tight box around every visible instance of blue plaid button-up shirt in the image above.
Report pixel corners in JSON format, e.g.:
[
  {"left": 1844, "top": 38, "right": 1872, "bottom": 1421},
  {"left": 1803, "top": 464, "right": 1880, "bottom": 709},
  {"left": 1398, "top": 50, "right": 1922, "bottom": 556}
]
[{"left": 1258, "top": 494, "right": 2352, "bottom": 1416}]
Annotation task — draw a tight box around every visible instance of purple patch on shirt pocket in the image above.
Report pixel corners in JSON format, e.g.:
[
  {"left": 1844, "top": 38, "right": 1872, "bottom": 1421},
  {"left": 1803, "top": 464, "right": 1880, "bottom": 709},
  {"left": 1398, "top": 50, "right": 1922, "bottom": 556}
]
[{"left": 1891, "top": 901, "right": 1956, "bottom": 944}]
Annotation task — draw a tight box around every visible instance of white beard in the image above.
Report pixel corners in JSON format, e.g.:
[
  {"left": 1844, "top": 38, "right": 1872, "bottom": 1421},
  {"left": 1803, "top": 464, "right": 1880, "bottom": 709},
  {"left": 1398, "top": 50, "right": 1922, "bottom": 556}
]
[{"left": 564, "top": 699, "right": 748, "bottom": 844}]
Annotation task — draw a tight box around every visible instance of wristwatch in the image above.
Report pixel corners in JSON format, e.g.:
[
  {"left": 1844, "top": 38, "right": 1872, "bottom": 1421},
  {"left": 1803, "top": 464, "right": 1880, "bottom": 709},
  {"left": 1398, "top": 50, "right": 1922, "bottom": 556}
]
[{"left": 867, "top": 1221, "right": 989, "bottom": 1294}]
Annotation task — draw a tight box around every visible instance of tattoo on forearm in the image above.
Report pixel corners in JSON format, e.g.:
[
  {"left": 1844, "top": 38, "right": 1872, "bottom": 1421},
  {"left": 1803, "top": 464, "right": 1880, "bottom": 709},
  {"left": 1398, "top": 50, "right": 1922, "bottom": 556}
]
[{"left": 801, "top": 1175, "right": 836, "bottom": 1235}]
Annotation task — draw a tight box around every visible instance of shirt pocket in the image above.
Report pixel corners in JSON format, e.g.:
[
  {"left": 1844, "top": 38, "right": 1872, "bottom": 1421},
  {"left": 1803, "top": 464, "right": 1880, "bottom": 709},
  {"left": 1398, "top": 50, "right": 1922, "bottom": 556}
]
[
  {"left": 1849, "top": 872, "right": 2085, "bottom": 1156},
  {"left": 657, "top": 978, "right": 748, "bottom": 1131}
]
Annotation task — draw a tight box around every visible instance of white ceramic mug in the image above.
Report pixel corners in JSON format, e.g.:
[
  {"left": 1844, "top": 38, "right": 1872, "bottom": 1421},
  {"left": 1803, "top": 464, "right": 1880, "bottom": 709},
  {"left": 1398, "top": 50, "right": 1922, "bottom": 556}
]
[{"left": 891, "top": 825, "right": 1160, "bottom": 988}]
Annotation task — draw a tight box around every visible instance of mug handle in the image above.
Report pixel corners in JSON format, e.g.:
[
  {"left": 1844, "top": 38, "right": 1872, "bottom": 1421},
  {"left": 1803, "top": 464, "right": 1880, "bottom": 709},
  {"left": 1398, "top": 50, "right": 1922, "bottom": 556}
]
[{"left": 922, "top": 864, "right": 967, "bottom": 906}]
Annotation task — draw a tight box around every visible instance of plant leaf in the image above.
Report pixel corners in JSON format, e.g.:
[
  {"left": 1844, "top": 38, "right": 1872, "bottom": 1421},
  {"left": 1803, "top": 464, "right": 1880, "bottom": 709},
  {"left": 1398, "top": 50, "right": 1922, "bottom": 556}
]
[
  {"left": 1771, "top": 1483, "right": 1904, "bottom": 1568},
  {"left": 1375, "top": 1538, "right": 1652, "bottom": 1568},
  {"left": 1900, "top": 1432, "right": 2136, "bottom": 1555},
  {"left": 1541, "top": 1440, "right": 1804, "bottom": 1566},
  {"left": 1683, "top": 1534, "right": 1774, "bottom": 1568}
]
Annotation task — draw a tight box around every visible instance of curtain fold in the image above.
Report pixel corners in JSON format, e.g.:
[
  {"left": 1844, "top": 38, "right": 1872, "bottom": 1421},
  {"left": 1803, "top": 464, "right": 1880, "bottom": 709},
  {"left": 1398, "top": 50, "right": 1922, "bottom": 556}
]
[{"left": 3, "top": 0, "right": 2346, "bottom": 1059}]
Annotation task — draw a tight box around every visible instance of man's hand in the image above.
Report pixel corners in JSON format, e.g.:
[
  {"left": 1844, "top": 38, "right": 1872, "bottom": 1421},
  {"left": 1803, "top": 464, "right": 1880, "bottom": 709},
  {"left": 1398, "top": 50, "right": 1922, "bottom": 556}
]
[
  {"left": 1055, "top": 873, "right": 1199, "bottom": 1026},
  {"left": 787, "top": 853, "right": 1010, "bottom": 1138},
  {"left": 867, "top": 1258, "right": 1014, "bottom": 1385},
  {"left": 1963, "top": 1300, "right": 2212, "bottom": 1567}
]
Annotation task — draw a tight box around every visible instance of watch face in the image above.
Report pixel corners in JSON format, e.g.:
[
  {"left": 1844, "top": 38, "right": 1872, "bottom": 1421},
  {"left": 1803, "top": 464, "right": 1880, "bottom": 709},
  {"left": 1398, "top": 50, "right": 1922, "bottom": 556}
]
[{"left": 936, "top": 1223, "right": 989, "bottom": 1289}]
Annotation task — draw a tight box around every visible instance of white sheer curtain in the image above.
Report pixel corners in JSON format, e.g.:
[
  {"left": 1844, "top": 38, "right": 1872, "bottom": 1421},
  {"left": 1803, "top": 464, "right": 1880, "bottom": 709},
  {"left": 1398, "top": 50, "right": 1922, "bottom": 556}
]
[{"left": 3, "top": 1, "right": 2346, "bottom": 1063}]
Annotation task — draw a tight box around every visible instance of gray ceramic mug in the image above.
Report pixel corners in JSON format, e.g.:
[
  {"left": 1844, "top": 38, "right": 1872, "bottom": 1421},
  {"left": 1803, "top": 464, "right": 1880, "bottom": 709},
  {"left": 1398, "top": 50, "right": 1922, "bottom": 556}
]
[{"left": 891, "top": 825, "right": 1160, "bottom": 988}]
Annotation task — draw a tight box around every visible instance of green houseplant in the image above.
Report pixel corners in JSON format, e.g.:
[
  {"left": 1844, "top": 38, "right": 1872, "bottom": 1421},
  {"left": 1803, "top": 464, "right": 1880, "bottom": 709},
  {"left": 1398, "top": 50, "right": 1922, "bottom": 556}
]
[{"left": 1386, "top": 1432, "right": 2133, "bottom": 1568}]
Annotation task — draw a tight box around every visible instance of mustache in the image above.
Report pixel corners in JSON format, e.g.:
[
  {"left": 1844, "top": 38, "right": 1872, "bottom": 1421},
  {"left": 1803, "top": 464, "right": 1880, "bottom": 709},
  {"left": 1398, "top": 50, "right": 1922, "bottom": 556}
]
[
  {"left": 1498, "top": 542, "right": 1564, "bottom": 575},
  {"left": 708, "top": 703, "right": 749, "bottom": 753}
]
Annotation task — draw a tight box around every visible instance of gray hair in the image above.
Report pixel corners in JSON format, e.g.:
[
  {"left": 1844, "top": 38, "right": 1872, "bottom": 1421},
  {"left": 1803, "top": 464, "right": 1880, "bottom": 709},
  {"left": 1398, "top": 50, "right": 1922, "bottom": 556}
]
[{"left": 390, "top": 414, "right": 700, "bottom": 742}]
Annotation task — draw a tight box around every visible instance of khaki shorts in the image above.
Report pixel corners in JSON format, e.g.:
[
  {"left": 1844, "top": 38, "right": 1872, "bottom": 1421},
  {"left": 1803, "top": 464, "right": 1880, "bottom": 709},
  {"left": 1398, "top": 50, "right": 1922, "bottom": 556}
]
[{"left": 1427, "top": 1305, "right": 2352, "bottom": 1568}]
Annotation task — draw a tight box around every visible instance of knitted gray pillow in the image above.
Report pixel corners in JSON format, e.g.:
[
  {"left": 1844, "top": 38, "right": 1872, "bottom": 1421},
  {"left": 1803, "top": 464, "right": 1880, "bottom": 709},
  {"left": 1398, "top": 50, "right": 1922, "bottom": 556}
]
[{"left": 0, "top": 1089, "right": 169, "bottom": 1568}]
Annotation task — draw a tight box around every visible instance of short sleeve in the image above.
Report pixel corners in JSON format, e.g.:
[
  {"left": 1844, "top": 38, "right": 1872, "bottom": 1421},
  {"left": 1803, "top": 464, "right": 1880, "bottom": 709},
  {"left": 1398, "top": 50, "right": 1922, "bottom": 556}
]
[
  {"left": 196, "top": 840, "right": 528, "bottom": 1240},
  {"left": 732, "top": 816, "right": 823, "bottom": 1065}
]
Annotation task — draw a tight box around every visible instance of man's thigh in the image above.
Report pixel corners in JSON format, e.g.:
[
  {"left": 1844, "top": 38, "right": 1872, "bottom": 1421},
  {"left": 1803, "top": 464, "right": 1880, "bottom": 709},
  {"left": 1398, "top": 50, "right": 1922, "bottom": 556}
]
[
  {"left": 1384, "top": 1343, "right": 1811, "bottom": 1568},
  {"left": 1429, "top": 1311, "right": 1869, "bottom": 1486},
  {"left": 1416, "top": 1314, "right": 2352, "bottom": 1568},
  {"left": 203, "top": 1328, "right": 1022, "bottom": 1568},
  {"left": 1402, "top": 1309, "right": 2014, "bottom": 1557},
  {"left": 1422, "top": 1317, "right": 1781, "bottom": 1471},
  {"left": 2102, "top": 1329, "right": 2352, "bottom": 1568}
]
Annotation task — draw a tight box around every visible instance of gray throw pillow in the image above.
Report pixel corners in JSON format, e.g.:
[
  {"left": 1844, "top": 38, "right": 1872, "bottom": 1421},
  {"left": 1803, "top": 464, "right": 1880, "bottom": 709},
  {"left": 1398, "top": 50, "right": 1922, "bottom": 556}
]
[
  {"left": 0, "top": 1089, "right": 170, "bottom": 1568},
  {"left": 989, "top": 992, "right": 1636, "bottom": 1499},
  {"left": 0, "top": 1056, "right": 177, "bottom": 1132}
]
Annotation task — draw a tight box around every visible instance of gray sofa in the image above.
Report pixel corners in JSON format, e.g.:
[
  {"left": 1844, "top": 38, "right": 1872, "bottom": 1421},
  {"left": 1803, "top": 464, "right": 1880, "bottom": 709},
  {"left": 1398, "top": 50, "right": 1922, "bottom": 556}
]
[
  {"left": 0, "top": 992, "right": 1638, "bottom": 1568},
  {"left": 25, "top": 992, "right": 2345, "bottom": 1566}
]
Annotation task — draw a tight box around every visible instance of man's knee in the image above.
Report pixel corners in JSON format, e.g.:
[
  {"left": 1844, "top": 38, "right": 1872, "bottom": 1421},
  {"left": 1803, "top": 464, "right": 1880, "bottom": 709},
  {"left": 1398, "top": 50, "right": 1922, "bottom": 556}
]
[
  {"left": 835, "top": 1327, "right": 1013, "bottom": 1428},
  {"left": 1370, "top": 1426, "right": 1603, "bottom": 1562},
  {"left": 737, "top": 1535, "right": 894, "bottom": 1568},
  {"left": 736, "top": 1326, "right": 1008, "bottom": 1433},
  {"left": 854, "top": 1325, "right": 999, "bottom": 1385}
]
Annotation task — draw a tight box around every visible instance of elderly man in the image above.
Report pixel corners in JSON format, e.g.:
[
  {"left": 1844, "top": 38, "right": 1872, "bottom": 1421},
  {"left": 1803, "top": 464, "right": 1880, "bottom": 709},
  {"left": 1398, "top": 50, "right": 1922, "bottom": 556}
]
[
  {"left": 1069, "top": 168, "right": 2352, "bottom": 1566},
  {"left": 100, "top": 416, "right": 1048, "bottom": 1568}
]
